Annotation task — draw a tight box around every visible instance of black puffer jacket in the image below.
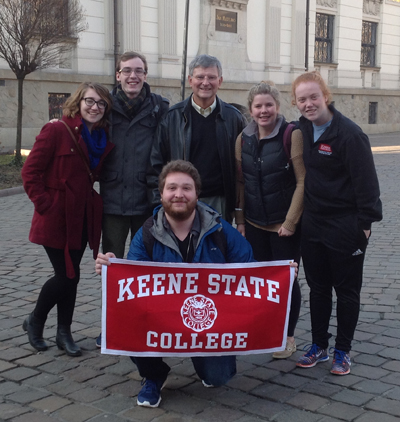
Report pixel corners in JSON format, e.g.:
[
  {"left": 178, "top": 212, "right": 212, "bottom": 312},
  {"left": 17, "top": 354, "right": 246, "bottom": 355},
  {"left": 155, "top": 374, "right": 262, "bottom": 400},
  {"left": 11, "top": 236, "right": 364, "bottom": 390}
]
[
  {"left": 100, "top": 83, "right": 169, "bottom": 216},
  {"left": 299, "top": 105, "right": 382, "bottom": 229},
  {"left": 147, "top": 95, "right": 246, "bottom": 217},
  {"left": 241, "top": 118, "right": 296, "bottom": 226}
]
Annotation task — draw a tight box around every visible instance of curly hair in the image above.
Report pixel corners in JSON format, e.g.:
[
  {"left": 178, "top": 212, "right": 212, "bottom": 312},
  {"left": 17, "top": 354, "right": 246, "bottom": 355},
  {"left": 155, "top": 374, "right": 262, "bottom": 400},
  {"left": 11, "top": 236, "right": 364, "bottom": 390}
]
[{"left": 63, "top": 82, "right": 112, "bottom": 129}]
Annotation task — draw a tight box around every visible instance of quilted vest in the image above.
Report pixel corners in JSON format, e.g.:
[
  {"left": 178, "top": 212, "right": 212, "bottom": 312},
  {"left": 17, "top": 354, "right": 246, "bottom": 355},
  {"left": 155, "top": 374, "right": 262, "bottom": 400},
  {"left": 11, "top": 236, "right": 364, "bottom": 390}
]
[{"left": 241, "top": 123, "right": 296, "bottom": 226}]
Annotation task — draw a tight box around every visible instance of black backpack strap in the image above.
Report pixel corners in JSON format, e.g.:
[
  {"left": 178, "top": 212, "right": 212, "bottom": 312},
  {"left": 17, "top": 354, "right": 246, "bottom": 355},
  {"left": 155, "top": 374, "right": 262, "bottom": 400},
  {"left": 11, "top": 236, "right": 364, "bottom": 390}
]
[
  {"left": 283, "top": 123, "right": 295, "bottom": 162},
  {"left": 142, "top": 216, "right": 155, "bottom": 260},
  {"left": 152, "top": 94, "right": 169, "bottom": 120},
  {"left": 210, "top": 222, "right": 228, "bottom": 260},
  {"left": 143, "top": 215, "right": 227, "bottom": 261}
]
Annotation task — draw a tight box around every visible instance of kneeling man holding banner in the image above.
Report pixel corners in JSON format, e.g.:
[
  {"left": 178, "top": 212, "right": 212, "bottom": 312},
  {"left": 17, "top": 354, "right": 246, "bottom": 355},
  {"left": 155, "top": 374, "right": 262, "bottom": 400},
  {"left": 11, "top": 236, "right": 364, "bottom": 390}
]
[{"left": 96, "top": 160, "right": 296, "bottom": 408}]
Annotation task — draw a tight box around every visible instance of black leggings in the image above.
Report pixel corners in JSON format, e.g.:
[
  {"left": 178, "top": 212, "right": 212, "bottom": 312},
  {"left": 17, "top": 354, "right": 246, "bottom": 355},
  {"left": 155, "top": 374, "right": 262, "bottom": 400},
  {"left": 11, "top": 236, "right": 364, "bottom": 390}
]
[
  {"left": 301, "top": 213, "right": 368, "bottom": 352},
  {"left": 245, "top": 222, "right": 302, "bottom": 337},
  {"left": 34, "top": 233, "right": 87, "bottom": 326}
]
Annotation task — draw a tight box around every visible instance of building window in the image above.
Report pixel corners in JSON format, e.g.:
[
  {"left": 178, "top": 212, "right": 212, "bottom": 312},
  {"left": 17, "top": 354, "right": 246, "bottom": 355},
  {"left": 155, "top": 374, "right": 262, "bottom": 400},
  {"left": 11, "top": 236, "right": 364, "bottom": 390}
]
[
  {"left": 368, "top": 102, "right": 378, "bottom": 124},
  {"left": 314, "top": 13, "right": 334, "bottom": 63},
  {"left": 57, "top": 0, "right": 71, "bottom": 36},
  {"left": 48, "top": 93, "right": 70, "bottom": 120},
  {"left": 361, "top": 21, "right": 377, "bottom": 67},
  {"left": 38, "top": 0, "right": 71, "bottom": 37}
]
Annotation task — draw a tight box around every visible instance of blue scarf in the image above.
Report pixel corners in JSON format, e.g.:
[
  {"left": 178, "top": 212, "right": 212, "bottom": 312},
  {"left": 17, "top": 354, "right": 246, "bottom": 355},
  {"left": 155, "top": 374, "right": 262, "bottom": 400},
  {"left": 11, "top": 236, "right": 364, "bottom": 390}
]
[{"left": 81, "top": 120, "right": 107, "bottom": 169}]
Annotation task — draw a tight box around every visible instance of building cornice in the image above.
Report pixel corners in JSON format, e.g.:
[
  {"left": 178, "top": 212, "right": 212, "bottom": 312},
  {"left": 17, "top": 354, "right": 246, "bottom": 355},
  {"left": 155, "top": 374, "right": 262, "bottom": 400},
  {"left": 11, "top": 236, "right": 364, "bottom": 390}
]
[
  {"left": 363, "top": 0, "right": 383, "bottom": 15},
  {"left": 209, "top": 0, "right": 248, "bottom": 10},
  {"left": 316, "top": 0, "right": 337, "bottom": 8}
]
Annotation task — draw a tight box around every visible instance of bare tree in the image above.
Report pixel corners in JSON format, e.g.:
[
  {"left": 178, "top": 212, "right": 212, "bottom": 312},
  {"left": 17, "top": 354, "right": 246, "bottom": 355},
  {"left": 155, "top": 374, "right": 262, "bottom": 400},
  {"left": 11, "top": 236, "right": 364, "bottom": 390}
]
[{"left": 0, "top": 0, "right": 86, "bottom": 165}]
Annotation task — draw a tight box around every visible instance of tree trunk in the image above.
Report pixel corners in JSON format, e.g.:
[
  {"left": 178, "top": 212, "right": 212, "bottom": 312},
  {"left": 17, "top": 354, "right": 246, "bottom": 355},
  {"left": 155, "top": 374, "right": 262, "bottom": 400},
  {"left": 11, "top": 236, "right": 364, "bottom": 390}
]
[{"left": 15, "top": 77, "right": 24, "bottom": 166}]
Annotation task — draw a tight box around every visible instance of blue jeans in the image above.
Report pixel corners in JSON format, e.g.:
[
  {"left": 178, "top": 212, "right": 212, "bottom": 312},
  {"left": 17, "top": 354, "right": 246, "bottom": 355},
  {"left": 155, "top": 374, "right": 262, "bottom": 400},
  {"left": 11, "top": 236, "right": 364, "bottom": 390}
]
[{"left": 131, "top": 355, "right": 236, "bottom": 387}]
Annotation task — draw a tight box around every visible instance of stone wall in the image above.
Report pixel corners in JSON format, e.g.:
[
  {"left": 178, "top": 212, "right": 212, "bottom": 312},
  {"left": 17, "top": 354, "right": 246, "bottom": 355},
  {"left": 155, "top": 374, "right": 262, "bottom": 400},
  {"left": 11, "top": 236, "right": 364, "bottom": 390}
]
[
  {"left": 151, "top": 78, "right": 400, "bottom": 136},
  {"left": 1, "top": 73, "right": 399, "bottom": 153},
  {"left": 0, "top": 69, "right": 113, "bottom": 154}
]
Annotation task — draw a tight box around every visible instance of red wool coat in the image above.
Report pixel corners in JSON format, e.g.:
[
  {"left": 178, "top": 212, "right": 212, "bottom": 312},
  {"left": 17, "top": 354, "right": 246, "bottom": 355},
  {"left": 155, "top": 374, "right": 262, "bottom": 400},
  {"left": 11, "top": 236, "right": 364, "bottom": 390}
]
[{"left": 22, "top": 115, "right": 114, "bottom": 278}]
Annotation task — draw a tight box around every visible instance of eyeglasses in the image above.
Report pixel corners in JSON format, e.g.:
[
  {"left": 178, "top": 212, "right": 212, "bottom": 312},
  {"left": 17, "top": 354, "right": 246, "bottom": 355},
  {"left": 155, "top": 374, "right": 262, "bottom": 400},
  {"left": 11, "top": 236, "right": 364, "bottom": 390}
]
[
  {"left": 118, "top": 67, "right": 146, "bottom": 77},
  {"left": 193, "top": 75, "right": 219, "bottom": 82},
  {"left": 82, "top": 97, "right": 107, "bottom": 110}
]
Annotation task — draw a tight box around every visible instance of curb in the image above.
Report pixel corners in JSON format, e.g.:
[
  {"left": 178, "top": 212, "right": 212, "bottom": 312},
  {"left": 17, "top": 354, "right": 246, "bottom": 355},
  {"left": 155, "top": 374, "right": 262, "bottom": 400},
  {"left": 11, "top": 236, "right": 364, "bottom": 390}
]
[{"left": 0, "top": 186, "right": 24, "bottom": 198}]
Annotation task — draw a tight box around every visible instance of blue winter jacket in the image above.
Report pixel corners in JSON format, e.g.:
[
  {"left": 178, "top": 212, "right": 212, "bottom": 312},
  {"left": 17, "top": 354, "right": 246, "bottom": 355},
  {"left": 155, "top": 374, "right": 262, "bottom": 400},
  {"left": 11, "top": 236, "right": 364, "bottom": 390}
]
[{"left": 127, "top": 202, "right": 254, "bottom": 264}]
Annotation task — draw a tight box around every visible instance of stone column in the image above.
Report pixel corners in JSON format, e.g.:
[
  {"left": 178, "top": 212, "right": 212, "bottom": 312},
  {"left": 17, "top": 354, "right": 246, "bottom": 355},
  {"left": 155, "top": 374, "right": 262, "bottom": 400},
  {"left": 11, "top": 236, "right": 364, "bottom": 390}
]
[
  {"left": 290, "top": 0, "right": 307, "bottom": 78},
  {"left": 335, "top": 1, "right": 363, "bottom": 88},
  {"left": 264, "top": 0, "right": 283, "bottom": 83},
  {"left": 103, "top": 0, "right": 116, "bottom": 75},
  {"left": 121, "top": 0, "right": 141, "bottom": 52},
  {"left": 158, "top": 0, "right": 180, "bottom": 78}
]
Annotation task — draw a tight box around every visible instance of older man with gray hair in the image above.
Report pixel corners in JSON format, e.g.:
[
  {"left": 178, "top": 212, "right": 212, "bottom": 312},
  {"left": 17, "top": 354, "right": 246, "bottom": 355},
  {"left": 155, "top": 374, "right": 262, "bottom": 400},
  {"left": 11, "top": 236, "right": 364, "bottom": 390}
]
[{"left": 148, "top": 54, "right": 246, "bottom": 222}]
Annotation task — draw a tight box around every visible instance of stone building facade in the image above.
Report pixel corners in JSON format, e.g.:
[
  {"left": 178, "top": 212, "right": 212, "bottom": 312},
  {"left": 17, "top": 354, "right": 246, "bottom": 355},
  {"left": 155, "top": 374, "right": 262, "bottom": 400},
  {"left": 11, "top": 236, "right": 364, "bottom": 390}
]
[{"left": 1, "top": 0, "right": 400, "bottom": 152}]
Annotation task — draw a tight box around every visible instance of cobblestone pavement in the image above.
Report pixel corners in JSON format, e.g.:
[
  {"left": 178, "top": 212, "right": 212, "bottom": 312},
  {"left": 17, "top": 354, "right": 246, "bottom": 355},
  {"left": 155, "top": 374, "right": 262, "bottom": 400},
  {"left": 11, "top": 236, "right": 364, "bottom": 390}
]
[{"left": 0, "top": 132, "right": 399, "bottom": 422}]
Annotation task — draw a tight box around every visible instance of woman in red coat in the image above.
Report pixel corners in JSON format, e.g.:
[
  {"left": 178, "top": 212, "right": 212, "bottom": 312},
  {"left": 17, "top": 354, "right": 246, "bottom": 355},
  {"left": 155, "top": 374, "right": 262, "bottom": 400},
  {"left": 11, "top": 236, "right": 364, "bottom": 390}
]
[{"left": 21, "top": 82, "right": 114, "bottom": 357}]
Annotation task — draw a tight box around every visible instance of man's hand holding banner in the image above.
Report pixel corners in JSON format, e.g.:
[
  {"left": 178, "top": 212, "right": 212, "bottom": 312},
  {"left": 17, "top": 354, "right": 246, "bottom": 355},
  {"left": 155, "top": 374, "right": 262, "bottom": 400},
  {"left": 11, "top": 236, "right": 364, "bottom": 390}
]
[{"left": 101, "top": 259, "right": 294, "bottom": 357}]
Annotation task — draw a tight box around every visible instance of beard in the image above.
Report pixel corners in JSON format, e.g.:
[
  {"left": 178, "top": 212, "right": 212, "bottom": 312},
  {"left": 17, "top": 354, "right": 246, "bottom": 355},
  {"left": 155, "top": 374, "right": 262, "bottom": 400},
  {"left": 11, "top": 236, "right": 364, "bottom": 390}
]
[{"left": 162, "top": 200, "right": 197, "bottom": 221}]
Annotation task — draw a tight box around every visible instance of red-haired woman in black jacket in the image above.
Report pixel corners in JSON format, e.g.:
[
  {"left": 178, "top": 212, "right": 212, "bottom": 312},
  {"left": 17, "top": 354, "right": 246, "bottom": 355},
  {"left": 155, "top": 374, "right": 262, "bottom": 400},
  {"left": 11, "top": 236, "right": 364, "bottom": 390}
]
[{"left": 292, "top": 71, "right": 382, "bottom": 375}]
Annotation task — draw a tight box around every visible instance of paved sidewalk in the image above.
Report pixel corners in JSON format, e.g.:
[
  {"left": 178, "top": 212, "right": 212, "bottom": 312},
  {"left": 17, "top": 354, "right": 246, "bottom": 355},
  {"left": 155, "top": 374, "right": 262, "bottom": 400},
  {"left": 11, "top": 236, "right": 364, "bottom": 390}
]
[{"left": 0, "top": 133, "right": 399, "bottom": 422}]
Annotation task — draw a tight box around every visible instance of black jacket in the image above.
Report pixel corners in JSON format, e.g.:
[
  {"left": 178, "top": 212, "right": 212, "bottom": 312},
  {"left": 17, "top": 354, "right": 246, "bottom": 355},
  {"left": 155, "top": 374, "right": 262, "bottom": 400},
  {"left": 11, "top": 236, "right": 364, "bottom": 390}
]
[
  {"left": 100, "top": 83, "right": 169, "bottom": 216},
  {"left": 299, "top": 105, "right": 382, "bottom": 230},
  {"left": 147, "top": 95, "right": 247, "bottom": 218}
]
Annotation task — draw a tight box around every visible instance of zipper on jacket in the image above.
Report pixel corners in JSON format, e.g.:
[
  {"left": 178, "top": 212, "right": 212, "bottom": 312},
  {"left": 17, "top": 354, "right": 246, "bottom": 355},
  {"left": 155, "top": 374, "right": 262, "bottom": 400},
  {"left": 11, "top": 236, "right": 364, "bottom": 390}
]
[
  {"left": 183, "top": 113, "right": 188, "bottom": 160},
  {"left": 186, "top": 233, "right": 193, "bottom": 262}
]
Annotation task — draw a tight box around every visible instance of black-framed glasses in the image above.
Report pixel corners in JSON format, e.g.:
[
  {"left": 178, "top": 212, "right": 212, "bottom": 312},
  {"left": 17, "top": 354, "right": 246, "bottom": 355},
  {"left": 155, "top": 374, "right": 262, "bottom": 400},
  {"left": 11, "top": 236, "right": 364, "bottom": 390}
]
[
  {"left": 82, "top": 97, "right": 107, "bottom": 110},
  {"left": 118, "top": 67, "right": 146, "bottom": 77}
]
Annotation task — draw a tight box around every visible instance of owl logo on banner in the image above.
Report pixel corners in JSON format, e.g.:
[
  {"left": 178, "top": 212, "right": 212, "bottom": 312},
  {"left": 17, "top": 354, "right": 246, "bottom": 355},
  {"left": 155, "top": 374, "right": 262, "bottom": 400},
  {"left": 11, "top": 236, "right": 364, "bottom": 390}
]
[{"left": 181, "top": 294, "right": 218, "bottom": 332}]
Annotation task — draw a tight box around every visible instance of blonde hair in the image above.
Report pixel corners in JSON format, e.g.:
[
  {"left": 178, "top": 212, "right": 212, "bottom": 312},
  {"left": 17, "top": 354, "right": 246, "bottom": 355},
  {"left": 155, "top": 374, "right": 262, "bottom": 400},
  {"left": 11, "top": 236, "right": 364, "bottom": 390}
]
[
  {"left": 63, "top": 82, "right": 112, "bottom": 129},
  {"left": 291, "top": 71, "right": 332, "bottom": 106},
  {"left": 247, "top": 81, "right": 280, "bottom": 110}
]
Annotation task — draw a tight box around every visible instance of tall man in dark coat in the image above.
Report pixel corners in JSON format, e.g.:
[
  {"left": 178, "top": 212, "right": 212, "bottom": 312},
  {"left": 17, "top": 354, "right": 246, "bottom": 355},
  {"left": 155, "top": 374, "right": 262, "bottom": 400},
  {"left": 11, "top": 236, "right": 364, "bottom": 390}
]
[{"left": 100, "top": 51, "right": 169, "bottom": 258}]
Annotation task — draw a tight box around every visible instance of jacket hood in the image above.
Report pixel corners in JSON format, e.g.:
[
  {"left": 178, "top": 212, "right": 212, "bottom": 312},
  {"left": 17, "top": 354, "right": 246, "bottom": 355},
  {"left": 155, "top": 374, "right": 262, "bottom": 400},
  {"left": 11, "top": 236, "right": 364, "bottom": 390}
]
[
  {"left": 150, "top": 201, "right": 223, "bottom": 251},
  {"left": 243, "top": 114, "right": 284, "bottom": 138}
]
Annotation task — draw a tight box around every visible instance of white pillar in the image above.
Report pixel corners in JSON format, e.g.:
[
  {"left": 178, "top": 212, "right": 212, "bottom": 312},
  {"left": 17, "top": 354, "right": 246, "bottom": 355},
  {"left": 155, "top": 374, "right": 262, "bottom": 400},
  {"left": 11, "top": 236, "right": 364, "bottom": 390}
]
[
  {"left": 121, "top": 0, "right": 141, "bottom": 52},
  {"left": 264, "top": 0, "right": 283, "bottom": 83},
  {"left": 158, "top": 0, "right": 180, "bottom": 78}
]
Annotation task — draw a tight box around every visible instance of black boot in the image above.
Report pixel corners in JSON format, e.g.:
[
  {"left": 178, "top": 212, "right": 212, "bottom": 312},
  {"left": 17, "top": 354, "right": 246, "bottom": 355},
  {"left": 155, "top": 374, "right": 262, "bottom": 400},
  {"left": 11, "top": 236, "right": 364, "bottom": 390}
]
[
  {"left": 22, "top": 312, "right": 48, "bottom": 351},
  {"left": 56, "top": 325, "right": 82, "bottom": 357}
]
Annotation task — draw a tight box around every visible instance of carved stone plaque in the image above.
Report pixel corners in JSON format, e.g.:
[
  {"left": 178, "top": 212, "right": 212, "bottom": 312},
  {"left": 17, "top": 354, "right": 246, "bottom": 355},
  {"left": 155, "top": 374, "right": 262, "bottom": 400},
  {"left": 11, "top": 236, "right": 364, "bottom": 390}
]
[{"left": 215, "top": 9, "right": 237, "bottom": 33}]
